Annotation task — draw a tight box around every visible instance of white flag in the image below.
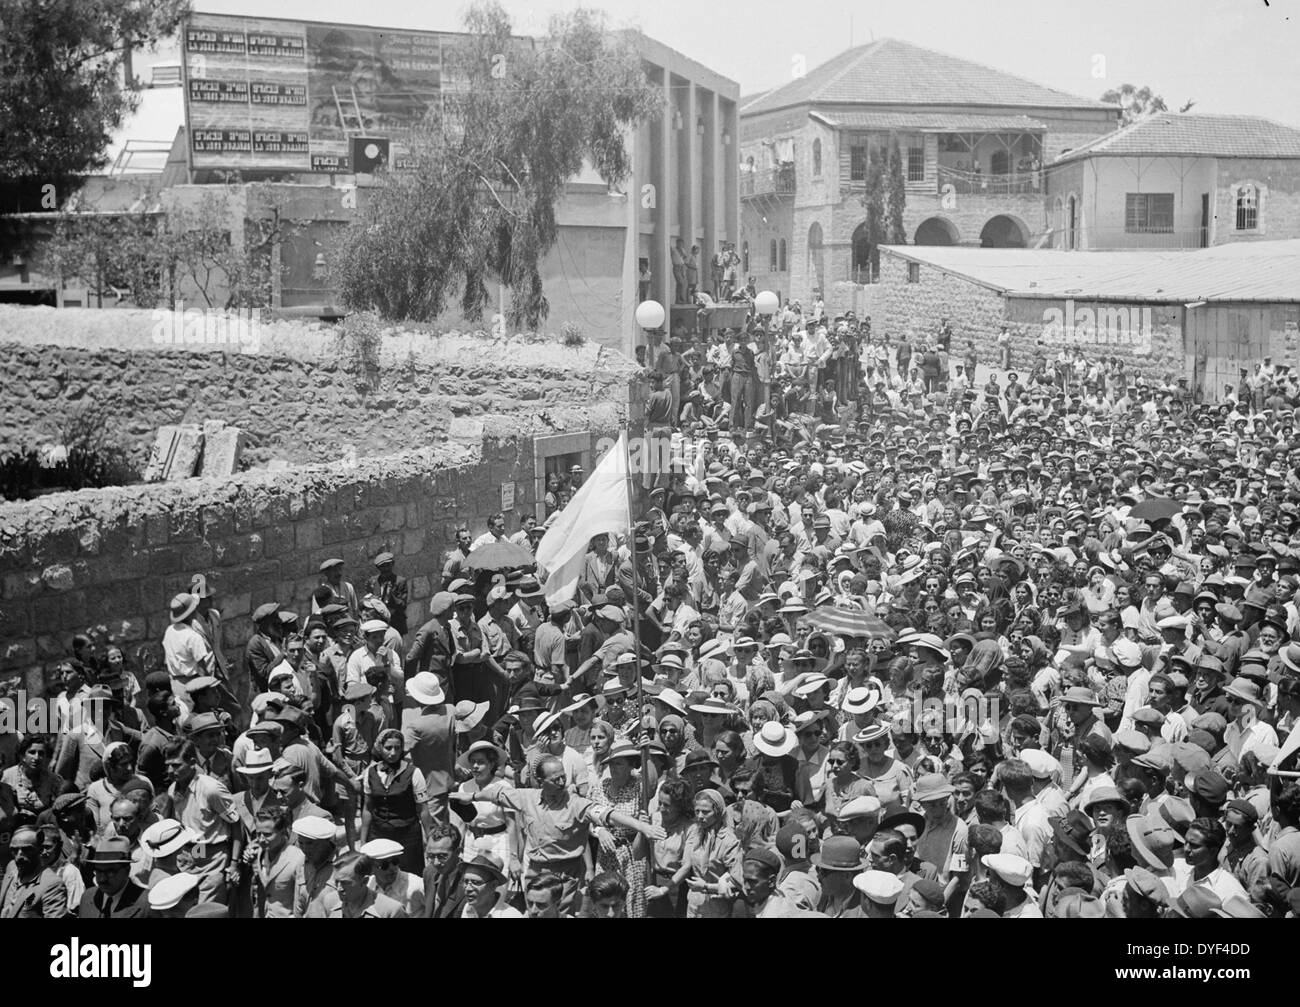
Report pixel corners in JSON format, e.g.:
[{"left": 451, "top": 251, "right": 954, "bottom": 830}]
[{"left": 535, "top": 432, "right": 630, "bottom": 604}]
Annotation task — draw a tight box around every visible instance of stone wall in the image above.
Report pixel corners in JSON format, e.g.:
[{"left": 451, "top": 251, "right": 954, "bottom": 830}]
[
  {"left": 1214, "top": 158, "right": 1300, "bottom": 244},
  {"left": 0, "top": 306, "right": 636, "bottom": 469},
  {"left": 0, "top": 426, "right": 611, "bottom": 693},
  {"left": 871, "top": 249, "right": 1184, "bottom": 380}
]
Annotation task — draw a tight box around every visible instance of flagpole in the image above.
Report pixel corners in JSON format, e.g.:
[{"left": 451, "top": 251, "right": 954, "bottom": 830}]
[{"left": 624, "top": 428, "right": 650, "bottom": 815}]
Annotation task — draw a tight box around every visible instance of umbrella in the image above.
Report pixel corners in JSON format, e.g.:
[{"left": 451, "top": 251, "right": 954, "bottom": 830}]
[
  {"left": 803, "top": 605, "right": 895, "bottom": 640},
  {"left": 1127, "top": 497, "right": 1182, "bottom": 522},
  {"left": 461, "top": 540, "right": 536, "bottom": 573}
]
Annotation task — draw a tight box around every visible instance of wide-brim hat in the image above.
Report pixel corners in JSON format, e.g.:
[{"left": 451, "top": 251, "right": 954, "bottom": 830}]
[
  {"left": 653, "top": 688, "right": 688, "bottom": 717},
  {"left": 407, "top": 672, "right": 446, "bottom": 706},
  {"left": 753, "top": 721, "right": 798, "bottom": 758},
  {"left": 853, "top": 722, "right": 890, "bottom": 745},
  {"left": 169, "top": 592, "right": 201, "bottom": 624},
  {"left": 880, "top": 811, "right": 926, "bottom": 836},
  {"left": 143, "top": 819, "right": 197, "bottom": 858},
  {"left": 843, "top": 686, "right": 882, "bottom": 715},
  {"left": 604, "top": 740, "right": 643, "bottom": 766},
  {"left": 454, "top": 699, "right": 490, "bottom": 733},
  {"left": 1223, "top": 677, "right": 1262, "bottom": 706},
  {"left": 689, "top": 698, "right": 737, "bottom": 717},
  {"left": 913, "top": 772, "right": 955, "bottom": 803},
  {"left": 1060, "top": 686, "right": 1102, "bottom": 707},
  {"left": 810, "top": 835, "right": 866, "bottom": 872}
]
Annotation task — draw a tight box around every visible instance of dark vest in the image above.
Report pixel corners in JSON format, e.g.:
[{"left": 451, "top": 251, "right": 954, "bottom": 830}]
[{"left": 367, "top": 763, "right": 418, "bottom": 830}]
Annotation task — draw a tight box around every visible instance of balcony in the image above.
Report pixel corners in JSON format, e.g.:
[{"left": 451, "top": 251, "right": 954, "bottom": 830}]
[
  {"left": 741, "top": 164, "right": 795, "bottom": 199},
  {"left": 936, "top": 164, "right": 1041, "bottom": 196},
  {"left": 1063, "top": 226, "right": 1209, "bottom": 251}
]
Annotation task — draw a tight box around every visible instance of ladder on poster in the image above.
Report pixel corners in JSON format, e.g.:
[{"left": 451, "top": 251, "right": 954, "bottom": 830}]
[{"left": 332, "top": 86, "right": 366, "bottom": 135}]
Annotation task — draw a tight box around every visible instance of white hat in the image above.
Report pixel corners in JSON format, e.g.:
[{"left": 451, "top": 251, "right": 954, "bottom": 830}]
[
  {"left": 407, "top": 672, "right": 446, "bottom": 706},
  {"left": 838, "top": 795, "right": 882, "bottom": 820},
  {"left": 292, "top": 816, "right": 338, "bottom": 842},
  {"left": 486, "top": 584, "right": 510, "bottom": 605},
  {"left": 753, "top": 721, "right": 798, "bottom": 758},
  {"left": 533, "top": 710, "right": 564, "bottom": 736},
  {"left": 793, "top": 673, "right": 832, "bottom": 698},
  {"left": 698, "top": 639, "right": 729, "bottom": 662},
  {"left": 454, "top": 699, "right": 491, "bottom": 733},
  {"left": 142, "top": 819, "right": 197, "bottom": 858},
  {"left": 237, "top": 748, "right": 275, "bottom": 775},
  {"left": 361, "top": 619, "right": 388, "bottom": 635},
  {"left": 982, "top": 852, "right": 1033, "bottom": 887},
  {"left": 853, "top": 869, "right": 905, "bottom": 904},
  {"left": 654, "top": 688, "right": 688, "bottom": 716},
  {"left": 1156, "top": 614, "right": 1189, "bottom": 630},
  {"left": 1019, "top": 748, "right": 1059, "bottom": 780},
  {"left": 148, "top": 871, "right": 199, "bottom": 910},
  {"left": 843, "top": 686, "right": 882, "bottom": 715},
  {"left": 764, "top": 633, "right": 793, "bottom": 650},
  {"left": 656, "top": 653, "right": 685, "bottom": 670},
  {"left": 359, "top": 838, "right": 405, "bottom": 861}
]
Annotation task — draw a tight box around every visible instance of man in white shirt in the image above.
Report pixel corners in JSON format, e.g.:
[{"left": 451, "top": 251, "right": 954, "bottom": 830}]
[
  {"left": 1182, "top": 817, "right": 1248, "bottom": 905},
  {"left": 470, "top": 512, "right": 509, "bottom": 552},
  {"left": 162, "top": 593, "right": 216, "bottom": 715},
  {"left": 1001, "top": 759, "right": 1053, "bottom": 881},
  {"left": 1222, "top": 678, "right": 1278, "bottom": 762}
]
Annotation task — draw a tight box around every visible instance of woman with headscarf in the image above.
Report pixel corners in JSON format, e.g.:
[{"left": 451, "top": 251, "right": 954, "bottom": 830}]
[
  {"left": 656, "top": 714, "right": 693, "bottom": 772},
  {"left": 359, "top": 728, "right": 427, "bottom": 874},
  {"left": 671, "top": 788, "right": 743, "bottom": 918},
  {"left": 589, "top": 740, "right": 649, "bottom": 918},
  {"left": 954, "top": 638, "right": 1005, "bottom": 695},
  {"left": 84, "top": 742, "right": 154, "bottom": 833}
]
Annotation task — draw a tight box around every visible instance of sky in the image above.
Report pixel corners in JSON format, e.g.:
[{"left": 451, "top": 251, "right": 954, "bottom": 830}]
[{"left": 167, "top": 0, "right": 1300, "bottom": 127}]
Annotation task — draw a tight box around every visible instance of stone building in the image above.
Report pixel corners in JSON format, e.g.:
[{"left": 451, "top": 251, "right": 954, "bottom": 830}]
[
  {"left": 873, "top": 241, "right": 1300, "bottom": 398},
  {"left": 1045, "top": 113, "right": 1300, "bottom": 250},
  {"left": 738, "top": 38, "right": 1118, "bottom": 304}
]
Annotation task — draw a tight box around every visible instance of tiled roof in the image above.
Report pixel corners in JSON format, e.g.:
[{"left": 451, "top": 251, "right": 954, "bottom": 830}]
[
  {"left": 881, "top": 240, "right": 1300, "bottom": 303},
  {"left": 811, "top": 110, "right": 1046, "bottom": 132},
  {"left": 742, "top": 38, "right": 1113, "bottom": 117},
  {"left": 1054, "top": 113, "right": 1300, "bottom": 163}
]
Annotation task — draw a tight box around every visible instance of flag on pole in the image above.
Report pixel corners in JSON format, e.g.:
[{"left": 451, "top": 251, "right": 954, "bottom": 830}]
[{"left": 535, "top": 432, "right": 630, "bottom": 604}]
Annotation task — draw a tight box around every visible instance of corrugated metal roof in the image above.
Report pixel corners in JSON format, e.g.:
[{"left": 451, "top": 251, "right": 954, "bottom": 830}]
[
  {"left": 742, "top": 38, "right": 1114, "bottom": 117},
  {"left": 811, "top": 110, "right": 1046, "bottom": 132},
  {"left": 882, "top": 240, "right": 1300, "bottom": 303},
  {"left": 1054, "top": 113, "right": 1300, "bottom": 163}
]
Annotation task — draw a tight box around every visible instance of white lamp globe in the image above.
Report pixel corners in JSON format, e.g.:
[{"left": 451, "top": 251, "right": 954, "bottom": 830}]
[
  {"left": 635, "top": 300, "right": 666, "bottom": 329},
  {"left": 754, "top": 290, "right": 779, "bottom": 316}
]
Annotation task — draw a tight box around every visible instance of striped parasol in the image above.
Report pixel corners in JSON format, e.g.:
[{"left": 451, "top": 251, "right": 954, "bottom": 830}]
[{"left": 804, "top": 605, "right": 895, "bottom": 640}]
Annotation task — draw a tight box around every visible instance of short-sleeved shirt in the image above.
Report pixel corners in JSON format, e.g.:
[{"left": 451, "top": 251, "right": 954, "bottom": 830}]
[
  {"left": 533, "top": 623, "right": 568, "bottom": 680},
  {"left": 496, "top": 787, "right": 609, "bottom": 862},
  {"left": 169, "top": 772, "right": 239, "bottom": 852}
]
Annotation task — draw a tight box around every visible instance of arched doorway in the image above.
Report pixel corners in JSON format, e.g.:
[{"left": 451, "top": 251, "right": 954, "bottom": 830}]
[
  {"left": 914, "top": 217, "right": 959, "bottom": 246},
  {"left": 851, "top": 222, "right": 873, "bottom": 283},
  {"left": 979, "top": 215, "right": 1028, "bottom": 248},
  {"left": 807, "top": 222, "right": 825, "bottom": 297}
]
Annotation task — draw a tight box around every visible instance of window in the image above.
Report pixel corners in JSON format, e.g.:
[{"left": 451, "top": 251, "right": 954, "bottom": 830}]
[
  {"left": 850, "top": 144, "right": 866, "bottom": 181},
  {"left": 907, "top": 262, "right": 920, "bottom": 284},
  {"left": 742, "top": 241, "right": 749, "bottom": 272},
  {"left": 812, "top": 138, "right": 822, "bottom": 176},
  {"left": 1236, "top": 184, "right": 1258, "bottom": 230},
  {"left": 778, "top": 239, "right": 787, "bottom": 272},
  {"left": 907, "top": 139, "right": 925, "bottom": 182},
  {"left": 769, "top": 239, "right": 778, "bottom": 272},
  {"left": 1125, "top": 193, "right": 1174, "bottom": 233}
]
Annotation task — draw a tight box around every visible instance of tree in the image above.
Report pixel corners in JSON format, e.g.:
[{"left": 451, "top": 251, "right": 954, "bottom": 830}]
[
  {"left": 886, "top": 143, "right": 907, "bottom": 245},
  {"left": 0, "top": 0, "right": 189, "bottom": 183},
  {"left": 333, "top": 2, "right": 662, "bottom": 329},
  {"left": 1099, "top": 83, "right": 1186, "bottom": 127},
  {"left": 861, "top": 160, "right": 886, "bottom": 280}
]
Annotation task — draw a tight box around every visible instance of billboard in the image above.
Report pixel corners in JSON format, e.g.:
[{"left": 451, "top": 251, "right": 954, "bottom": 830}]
[{"left": 181, "top": 13, "right": 448, "bottom": 173}]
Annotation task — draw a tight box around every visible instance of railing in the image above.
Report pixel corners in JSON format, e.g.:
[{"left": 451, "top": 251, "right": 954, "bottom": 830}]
[
  {"left": 1060, "top": 226, "right": 1209, "bottom": 250},
  {"left": 936, "top": 164, "right": 1042, "bottom": 196},
  {"left": 741, "top": 164, "right": 796, "bottom": 198}
]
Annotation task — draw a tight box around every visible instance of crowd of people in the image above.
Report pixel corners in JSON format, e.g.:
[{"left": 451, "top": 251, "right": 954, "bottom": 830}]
[{"left": 4, "top": 301, "right": 1300, "bottom": 921}]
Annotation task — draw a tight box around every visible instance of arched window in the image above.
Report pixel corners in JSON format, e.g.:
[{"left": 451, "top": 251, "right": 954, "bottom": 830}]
[
  {"left": 769, "top": 239, "right": 778, "bottom": 272},
  {"left": 812, "top": 138, "right": 822, "bottom": 176},
  {"left": 778, "top": 238, "right": 787, "bottom": 272},
  {"left": 742, "top": 241, "right": 749, "bottom": 273},
  {"left": 1237, "top": 184, "right": 1258, "bottom": 230}
]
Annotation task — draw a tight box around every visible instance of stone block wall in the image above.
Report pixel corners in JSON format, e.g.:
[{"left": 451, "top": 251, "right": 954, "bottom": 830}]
[
  {"left": 1214, "top": 158, "right": 1300, "bottom": 243},
  {"left": 0, "top": 306, "right": 636, "bottom": 470},
  {"left": 871, "top": 250, "right": 1184, "bottom": 381},
  {"left": 0, "top": 429, "right": 607, "bottom": 694}
]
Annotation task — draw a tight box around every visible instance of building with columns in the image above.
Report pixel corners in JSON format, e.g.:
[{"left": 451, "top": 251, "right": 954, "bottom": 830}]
[{"left": 738, "top": 38, "right": 1117, "bottom": 305}]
